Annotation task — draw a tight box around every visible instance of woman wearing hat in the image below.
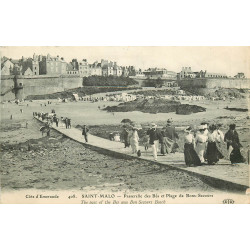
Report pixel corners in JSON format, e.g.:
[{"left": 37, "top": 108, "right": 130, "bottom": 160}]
[
  {"left": 164, "top": 119, "right": 179, "bottom": 153},
  {"left": 224, "top": 124, "right": 245, "bottom": 164},
  {"left": 184, "top": 127, "right": 201, "bottom": 166},
  {"left": 200, "top": 122, "right": 209, "bottom": 136},
  {"left": 195, "top": 125, "right": 208, "bottom": 164},
  {"left": 206, "top": 124, "right": 224, "bottom": 165},
  {"left": 130, "top": 127, "right": 140, "bottom": 155}
]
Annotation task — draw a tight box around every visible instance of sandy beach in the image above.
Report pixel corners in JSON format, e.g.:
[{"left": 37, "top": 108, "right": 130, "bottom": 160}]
[{"left": 0, "top": 96, "right": 249, "bottom": 193}]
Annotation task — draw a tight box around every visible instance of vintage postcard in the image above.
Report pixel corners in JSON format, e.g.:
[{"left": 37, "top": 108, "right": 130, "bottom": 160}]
[{"left": 0, "top": 46, "right": 249, "bottom": 204}]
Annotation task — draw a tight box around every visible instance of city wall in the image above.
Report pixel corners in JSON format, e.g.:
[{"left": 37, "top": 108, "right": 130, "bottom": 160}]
[
  {"left": 178, "top": 78, "right": 250, "bottom": 90},
  {"left": 0, "top": 75, "right": 82, "bottom": 101}
]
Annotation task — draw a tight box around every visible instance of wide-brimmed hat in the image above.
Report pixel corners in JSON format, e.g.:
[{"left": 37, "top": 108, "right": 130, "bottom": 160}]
[
  {"left": 184, "top": 126, "right": 192, "bottom": 132},
  {"left": 203, "top": 124, "right": 208, "bottom": 129},
  {"left": 198, "top": 125, "right": 205, "bottom": 130},
  {"left": 151, "top": 123, "right": 157, "bottom": 128}
]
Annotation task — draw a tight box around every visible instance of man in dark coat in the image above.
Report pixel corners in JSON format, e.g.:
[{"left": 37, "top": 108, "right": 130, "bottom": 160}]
[
  {"left": 82, "top": 125, "right": 89, "bottom": 143},
  {"left": 147, "top": 123, "right": 163, "bottom": 161}
]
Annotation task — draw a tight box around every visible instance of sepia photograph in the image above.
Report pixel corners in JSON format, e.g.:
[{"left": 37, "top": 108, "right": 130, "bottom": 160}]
[{"left": 0, "top": 46, "right": 249, "bottom": 204}]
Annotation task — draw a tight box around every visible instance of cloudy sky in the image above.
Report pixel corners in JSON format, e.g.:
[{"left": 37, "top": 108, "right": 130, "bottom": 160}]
[{"left": 1, "top": 46, "right": 249, "bottom": 77}]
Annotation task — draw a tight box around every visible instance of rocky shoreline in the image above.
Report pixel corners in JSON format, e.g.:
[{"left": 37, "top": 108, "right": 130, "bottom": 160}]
[{"left": 104, "top": 98, "right": 206, "bottom": 115}]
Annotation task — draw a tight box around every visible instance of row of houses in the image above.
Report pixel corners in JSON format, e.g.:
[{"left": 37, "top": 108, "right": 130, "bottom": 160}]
[
  {"left": 0, "top": 54, "right": 139, "bottom": 77},
  {"left": 1, "top": 54, "right": 245, "bottom": 80}
]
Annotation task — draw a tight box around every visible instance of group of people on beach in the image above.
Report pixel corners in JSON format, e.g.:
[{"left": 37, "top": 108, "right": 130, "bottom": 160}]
[
  {"left": 121, "top": 119, "right": 179, "bottom": 160},
  {"left": 33, "top": 107, "right": 245, "bottom": 166},
  {"left": 121, "top": 119, "right": 245, "bottom": 166},
  {"left": 184, "top": 122, "right": 245, "bottom": 166}
]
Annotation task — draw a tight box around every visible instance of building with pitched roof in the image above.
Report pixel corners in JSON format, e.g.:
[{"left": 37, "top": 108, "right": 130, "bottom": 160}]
[
  {"left": 89, "top": 61, "right": 102, "bottom": 76},
  {"left": 66, "top": 62, "right": 79, "bottom": 75},
  {"left": 39, "top": 54, "right": 67, "bottom": 75},
  {"left": 79, "top": 59, "right": 90, "bottom": 77}
]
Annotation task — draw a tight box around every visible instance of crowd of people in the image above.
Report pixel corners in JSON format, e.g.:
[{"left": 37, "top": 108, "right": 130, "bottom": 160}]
[
  {"left": 33, "top": 108, "right": 246, "bottom": 166},
  {"left": 121, "top": 119, "right": 246, "bottom": 166},
  {"left": 33, "top": 110, "right": 72, "bottom": 133}
]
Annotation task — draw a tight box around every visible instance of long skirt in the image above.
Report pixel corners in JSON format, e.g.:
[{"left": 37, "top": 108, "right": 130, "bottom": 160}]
[
  {"left": 162, "top": 137, "right": 174, "bottom": 154},
  {"left": 130, "top": 138, "right": 139, "bottom": 153},
  {"left": 230, "top": 148, "right": 245, "bottom": 164},
  {"left": 184, "top": 143, "right": 201, "bottom": 166},
  {"left": 124, "top": 136, "right": 130, "bottom": 148},
  {"left": 196, "top": 142, "right": 206, "bottom": 163},
  {"left": 207, "top": 142, "right": 224, "bottom": 165}
]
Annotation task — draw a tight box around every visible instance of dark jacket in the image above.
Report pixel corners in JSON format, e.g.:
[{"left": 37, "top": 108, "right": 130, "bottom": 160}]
[
  {"left": 147, "top": 128, "right": 163, "bottom": 145},
  {"left": 224, "top": 130, "right": 241, "bottom": 149},
  {"left": 82, "top": 127, "right": 89, "bottom": 135}
]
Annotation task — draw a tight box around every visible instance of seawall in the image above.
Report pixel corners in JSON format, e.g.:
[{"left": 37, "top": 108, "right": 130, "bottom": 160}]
[
  {"left": 0, "top": 75, "right": 82, "bottom": 101},
  {"left": 130, "top": 77, "right": 177, "bottom": 87},
  {"left": 178, "top": 78, "right": 250, "bottom": 89}
]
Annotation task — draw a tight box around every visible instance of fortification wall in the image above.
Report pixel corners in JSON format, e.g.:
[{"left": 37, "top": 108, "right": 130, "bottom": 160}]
[
  {"left": 206, "top": 78, "right": 250, "bottom": 89},
  {"left": 178, "top": 78, "right": 250, "bottom": 89},
  {"left": 0, "top": 76, "right": 15, "bottom": 101},
  {"left": 0, "top": 75, "right": 83, "bottom": 101}
]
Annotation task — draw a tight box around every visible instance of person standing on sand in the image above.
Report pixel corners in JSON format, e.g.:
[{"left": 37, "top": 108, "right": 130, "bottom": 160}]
[
  {"left": 82, "top": 125, "right": 89, "bottom": 143},
  {"left": 147, "top": 123, "right": 163, "bottom": 161},
  {"left": 183, "top": 127, "right": 201, "bottom": 167}
]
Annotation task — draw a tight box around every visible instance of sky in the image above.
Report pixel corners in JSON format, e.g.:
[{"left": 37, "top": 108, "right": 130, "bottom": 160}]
[{"left": 0, "top": 46, "right": 249, "bottom": 77}]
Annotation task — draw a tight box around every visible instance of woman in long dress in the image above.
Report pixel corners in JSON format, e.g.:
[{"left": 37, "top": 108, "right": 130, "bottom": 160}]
[
  {"left": 224, "top": 124, "right": 245, "bottom": 164},
  {"left": 184, "top": 127, "right": 201, "bottom": 166},
  {"left": 206, "top": 124, "right": 224, "bottom": 165},
  {"left": 121, "top": 126, "right": 130, "bottom": 148},
  {"left": 195, "top": 126, "right": 208, "bottom": 164},
  {"left": 130, "top": 128, "right": 139, "bottom": 154}
]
